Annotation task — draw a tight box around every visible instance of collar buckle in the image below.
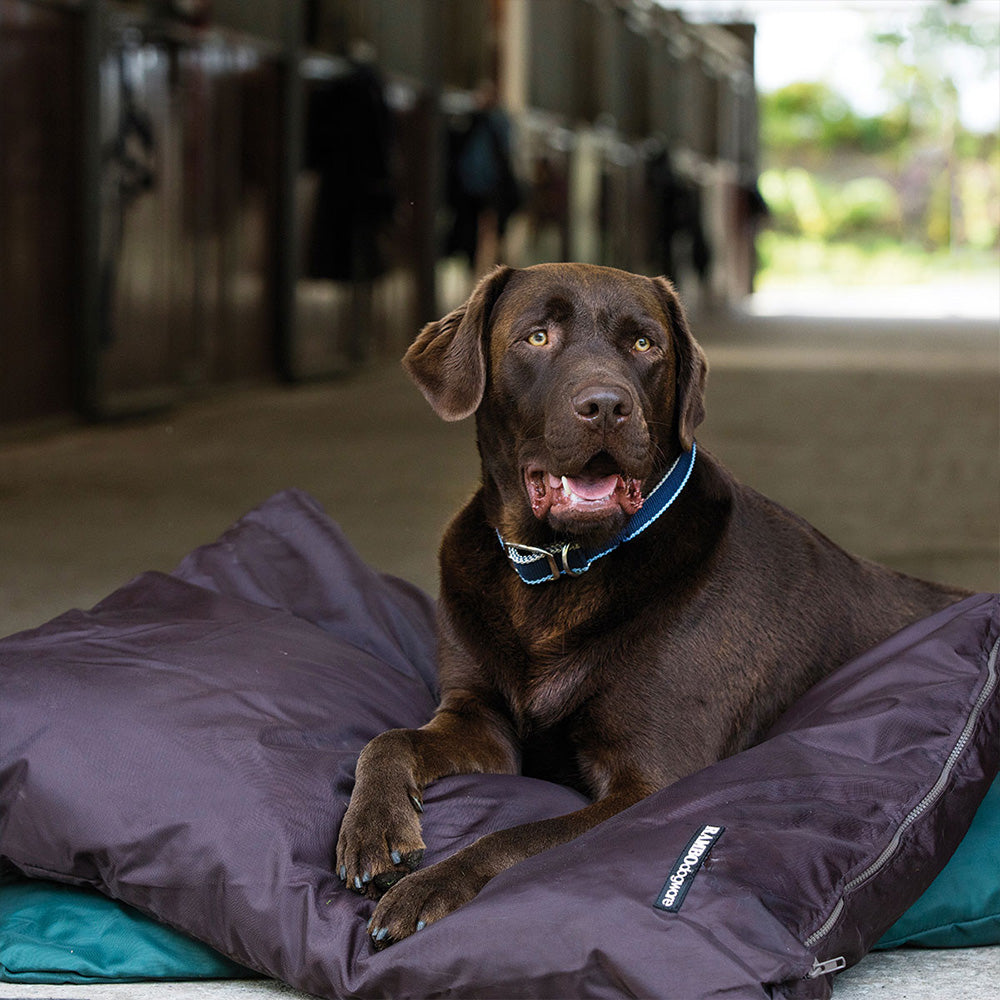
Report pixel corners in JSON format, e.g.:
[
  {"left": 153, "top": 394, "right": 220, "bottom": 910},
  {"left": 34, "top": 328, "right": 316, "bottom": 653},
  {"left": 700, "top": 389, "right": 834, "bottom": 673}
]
[{"left": 503, "top": 541, "right": 580, "bottom": 582}]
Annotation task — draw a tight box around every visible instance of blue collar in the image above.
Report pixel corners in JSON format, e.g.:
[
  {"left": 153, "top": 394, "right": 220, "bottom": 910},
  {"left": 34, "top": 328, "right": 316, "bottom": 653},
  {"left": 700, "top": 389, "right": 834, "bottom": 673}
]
[{"left": 497, "top": 442, "right": 697, "bottom": 584}]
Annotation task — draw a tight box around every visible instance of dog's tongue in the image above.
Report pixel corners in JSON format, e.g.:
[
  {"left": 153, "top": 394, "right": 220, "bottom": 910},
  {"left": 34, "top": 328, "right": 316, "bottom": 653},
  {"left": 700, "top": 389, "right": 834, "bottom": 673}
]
[
  {"left": 530, "top": 469, "right": 644, "bottom": 521},
  {"left": 548, "top": 473, "right": 621, "bottom": 501}
]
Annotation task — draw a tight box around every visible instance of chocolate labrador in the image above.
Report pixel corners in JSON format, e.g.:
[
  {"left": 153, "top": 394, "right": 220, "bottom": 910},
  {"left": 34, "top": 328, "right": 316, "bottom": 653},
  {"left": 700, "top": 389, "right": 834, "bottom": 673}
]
[{"left": 336, "top": 262, "right": 966, "bottom": 947}]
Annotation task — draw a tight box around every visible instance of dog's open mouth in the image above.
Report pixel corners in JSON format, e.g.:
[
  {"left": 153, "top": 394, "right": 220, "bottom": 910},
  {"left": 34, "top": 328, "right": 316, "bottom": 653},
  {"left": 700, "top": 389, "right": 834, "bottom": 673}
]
[{"left": 524, "top": 457, "right": 644, "bottom": 527}]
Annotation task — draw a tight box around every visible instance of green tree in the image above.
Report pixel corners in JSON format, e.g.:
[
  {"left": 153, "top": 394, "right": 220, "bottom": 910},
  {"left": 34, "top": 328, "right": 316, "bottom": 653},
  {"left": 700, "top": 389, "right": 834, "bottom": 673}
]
[
  {"left": 759, "top": 2, "right": 999, "bottom": 255},
  {"left": 761, "top": 82, "right": 908, "bottom": 161},
  {"left": 871, "top": 0, "right": 1000, "bottom": 246},
  {"left": 872, "top": 1, "right": 999, "bottom": 140}
]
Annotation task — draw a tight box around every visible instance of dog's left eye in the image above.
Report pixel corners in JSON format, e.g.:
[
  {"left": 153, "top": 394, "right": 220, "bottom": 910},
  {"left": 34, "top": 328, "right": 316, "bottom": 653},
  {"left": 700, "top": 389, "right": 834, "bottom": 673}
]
[
  {"left": 527, "top": 330, "right": 549, "bottom": 347},
  {"left": 633, "top": 337, "right": 653, "bottom": 353}
]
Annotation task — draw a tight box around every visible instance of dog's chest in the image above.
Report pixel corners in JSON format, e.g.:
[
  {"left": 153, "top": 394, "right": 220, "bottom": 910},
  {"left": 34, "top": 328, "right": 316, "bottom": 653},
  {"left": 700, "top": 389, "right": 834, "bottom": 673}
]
[
  {"left": 511, "top": 653, "right": 593, "bottom": 731},
  {"left": 499, "top": 577, "right": 613, "bottom": 728}
]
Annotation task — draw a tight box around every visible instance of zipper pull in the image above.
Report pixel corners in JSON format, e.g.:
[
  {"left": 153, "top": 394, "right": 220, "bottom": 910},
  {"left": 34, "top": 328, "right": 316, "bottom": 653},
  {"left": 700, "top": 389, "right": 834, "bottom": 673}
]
[{"left": 807, "top": 956, "right": 847, "bottom": 979}]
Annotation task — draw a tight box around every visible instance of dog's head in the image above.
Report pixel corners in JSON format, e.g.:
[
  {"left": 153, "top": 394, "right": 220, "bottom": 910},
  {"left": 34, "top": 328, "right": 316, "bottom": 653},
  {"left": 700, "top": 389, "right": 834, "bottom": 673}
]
[{"left": 404, "top": 263, "right": 707, "bottom": 544}]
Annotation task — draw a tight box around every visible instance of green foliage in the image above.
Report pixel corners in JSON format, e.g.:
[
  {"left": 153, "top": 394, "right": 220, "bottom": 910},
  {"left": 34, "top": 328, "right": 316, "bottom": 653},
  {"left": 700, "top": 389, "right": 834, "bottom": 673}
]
[
  {"left": 961, "top": 156, "right": 1000, "bottom": 249},
  {"left": 760, "top": 169, "right": 900, "bottom": 241},
  {"left": 872, "top": 3, "right": 1000, "bottom": 135},
  {"left": 761, "top": 82, "right": 909, "bottom": 157},
  {"left": 837, "top": 177, "right": 902, "bottom": 236},
  {"left": 756, "top": 231, "right": 1000, "bottom": 289},
  {"left": 757, "top": 5, "right": 1000, "bottom": 257}
]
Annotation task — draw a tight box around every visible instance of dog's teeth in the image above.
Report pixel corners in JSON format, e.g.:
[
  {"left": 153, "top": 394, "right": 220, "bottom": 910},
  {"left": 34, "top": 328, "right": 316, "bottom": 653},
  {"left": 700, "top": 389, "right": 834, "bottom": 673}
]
[{"left": 561, "top": 476, "right": 576, "bottom": 499}]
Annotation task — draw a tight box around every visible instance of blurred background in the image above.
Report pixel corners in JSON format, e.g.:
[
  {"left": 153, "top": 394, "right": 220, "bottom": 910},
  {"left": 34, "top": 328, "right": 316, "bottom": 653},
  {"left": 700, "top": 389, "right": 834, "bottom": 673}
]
[
  {"left": 746, "top": 0, "right": 999, "bottom": 315},
  {"left": 0, "top": 0, "right": 760, "bottom": 421},
  {"left": 1, "top": 0, "right": 998, "bottom": 636},
  {"left": 1, "top": 0, "right": 996, "bottom": 420}
]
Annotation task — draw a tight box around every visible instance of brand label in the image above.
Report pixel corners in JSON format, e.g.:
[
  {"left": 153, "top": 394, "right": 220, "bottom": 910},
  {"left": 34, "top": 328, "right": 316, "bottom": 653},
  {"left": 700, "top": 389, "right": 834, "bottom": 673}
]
[{"left": 653, "top": 824, "right": 725, "bottom": 913}]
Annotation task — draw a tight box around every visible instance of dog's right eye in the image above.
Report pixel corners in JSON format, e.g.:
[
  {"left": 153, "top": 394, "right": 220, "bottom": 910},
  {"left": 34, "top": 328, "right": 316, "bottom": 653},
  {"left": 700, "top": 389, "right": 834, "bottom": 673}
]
[{"left": 527, "top": 330, "right": 549, "bottom": 347}]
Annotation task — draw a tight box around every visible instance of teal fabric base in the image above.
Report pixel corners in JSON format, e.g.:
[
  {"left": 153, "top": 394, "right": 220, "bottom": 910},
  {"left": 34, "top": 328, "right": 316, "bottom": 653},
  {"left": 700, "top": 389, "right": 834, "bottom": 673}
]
[
  {"left": 876, "top": 775, "right": 1000, "bottom": 949},
  {"left": 0, "top": 879, "right": 253, "bottom": 984}
]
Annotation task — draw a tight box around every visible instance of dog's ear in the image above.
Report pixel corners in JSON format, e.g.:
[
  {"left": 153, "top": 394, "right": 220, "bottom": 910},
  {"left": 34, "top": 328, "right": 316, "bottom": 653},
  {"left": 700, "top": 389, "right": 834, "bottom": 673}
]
[
  {"left": 652, "top": 277, "right": 708, "bottom": 450},
  {"left": 403, "top": 265, "right": 514, "bottom": 421}
]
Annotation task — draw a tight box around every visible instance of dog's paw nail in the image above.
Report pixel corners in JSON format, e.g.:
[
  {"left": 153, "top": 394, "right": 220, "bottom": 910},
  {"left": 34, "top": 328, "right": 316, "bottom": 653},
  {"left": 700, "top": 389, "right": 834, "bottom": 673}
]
[
  {"left": 390, "top": 850, "right": 402, "bottom": 864},
  {"left": 416, "top": 920, "right": 426, "bottom": 931},
  {"left": 374, "top": 927, "right": 390, "bottom": 942},
  {"left": 409, "top": 793, "right": 424, "bottom": 813},
  {"left": 353, "top": 876, "right": 363, "bottom": 890},
  {"left": 338, "top": 865, "right": 346, "bottom": 881},
  {"left": 362, "top": 871, "right": 371, "bottom": 884}
]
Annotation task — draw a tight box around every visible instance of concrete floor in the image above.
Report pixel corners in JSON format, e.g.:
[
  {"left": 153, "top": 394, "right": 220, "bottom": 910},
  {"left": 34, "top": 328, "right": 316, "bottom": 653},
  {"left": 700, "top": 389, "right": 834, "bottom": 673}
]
[
  {"left": 0, "top": 296, "right": 998, "bottom": 998},
  {"left": 0, "top": 950, "right": 996, "bottom": 1000}
]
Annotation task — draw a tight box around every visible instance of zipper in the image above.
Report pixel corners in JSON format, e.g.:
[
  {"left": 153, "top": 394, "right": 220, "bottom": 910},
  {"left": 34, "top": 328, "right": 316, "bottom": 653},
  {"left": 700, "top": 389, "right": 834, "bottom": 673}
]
[
  {"left": 804, "top": 632, "right": 999, "bottom": 956},
  {"left": 806, "top": 956, "right": 847, "bottom": 979}
]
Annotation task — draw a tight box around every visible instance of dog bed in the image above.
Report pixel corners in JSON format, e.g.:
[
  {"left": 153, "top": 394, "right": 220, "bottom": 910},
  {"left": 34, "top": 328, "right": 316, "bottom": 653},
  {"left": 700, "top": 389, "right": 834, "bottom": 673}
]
[{"left": 0, "top": 490, "right": 997, "bottom": 999}]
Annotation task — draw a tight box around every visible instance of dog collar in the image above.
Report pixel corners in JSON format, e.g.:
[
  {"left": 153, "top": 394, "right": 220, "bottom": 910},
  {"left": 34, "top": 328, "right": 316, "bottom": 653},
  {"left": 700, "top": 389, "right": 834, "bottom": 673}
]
[{"left": 497, "top": 442, "right": 697, "bottom": 584}]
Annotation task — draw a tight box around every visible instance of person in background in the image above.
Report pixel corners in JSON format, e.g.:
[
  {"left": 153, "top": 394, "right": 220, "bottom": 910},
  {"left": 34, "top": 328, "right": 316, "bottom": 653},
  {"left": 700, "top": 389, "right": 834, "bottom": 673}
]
[{"left": 446, "top": 80, "right": 521, "bottom": 276}]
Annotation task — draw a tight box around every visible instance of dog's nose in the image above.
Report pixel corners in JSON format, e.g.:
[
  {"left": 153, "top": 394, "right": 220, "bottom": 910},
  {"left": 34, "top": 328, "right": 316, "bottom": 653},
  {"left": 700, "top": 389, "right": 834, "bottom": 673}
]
[{"left": 572, "top": 386, "right": 633, "bottom": 429}]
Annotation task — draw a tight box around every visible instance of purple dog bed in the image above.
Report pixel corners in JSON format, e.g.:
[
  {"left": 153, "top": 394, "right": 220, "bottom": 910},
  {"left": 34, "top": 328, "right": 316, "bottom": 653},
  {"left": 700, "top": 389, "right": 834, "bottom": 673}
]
[{"left": 0, "top": 490, "right": 997, "bottom": 999}]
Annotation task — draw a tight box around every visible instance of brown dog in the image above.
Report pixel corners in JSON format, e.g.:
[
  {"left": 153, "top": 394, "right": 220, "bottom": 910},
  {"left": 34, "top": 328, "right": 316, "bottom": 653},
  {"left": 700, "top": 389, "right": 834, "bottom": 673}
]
[{"left": 336, "top": 262, "right": 966, "bottom": 947}]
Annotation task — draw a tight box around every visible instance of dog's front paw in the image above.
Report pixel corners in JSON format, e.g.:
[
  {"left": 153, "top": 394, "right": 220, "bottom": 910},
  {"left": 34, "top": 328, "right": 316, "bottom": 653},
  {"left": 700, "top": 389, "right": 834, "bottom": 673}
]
[
  {"left": 365, "top": 854, "right": 488, "bottom": 949},
  {"left": 336, "top": 785, "right": 426, "bottom": 898}
]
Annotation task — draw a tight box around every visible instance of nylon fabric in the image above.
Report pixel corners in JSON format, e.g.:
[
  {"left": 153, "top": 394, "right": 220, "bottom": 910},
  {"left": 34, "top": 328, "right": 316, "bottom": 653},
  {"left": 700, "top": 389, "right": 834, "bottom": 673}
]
[
  {"left": 0, "top": 880, "right": 249, "bottom": 983},
  {"left": 875, "top": 775, "right": 1000, "bottom": 949}
]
